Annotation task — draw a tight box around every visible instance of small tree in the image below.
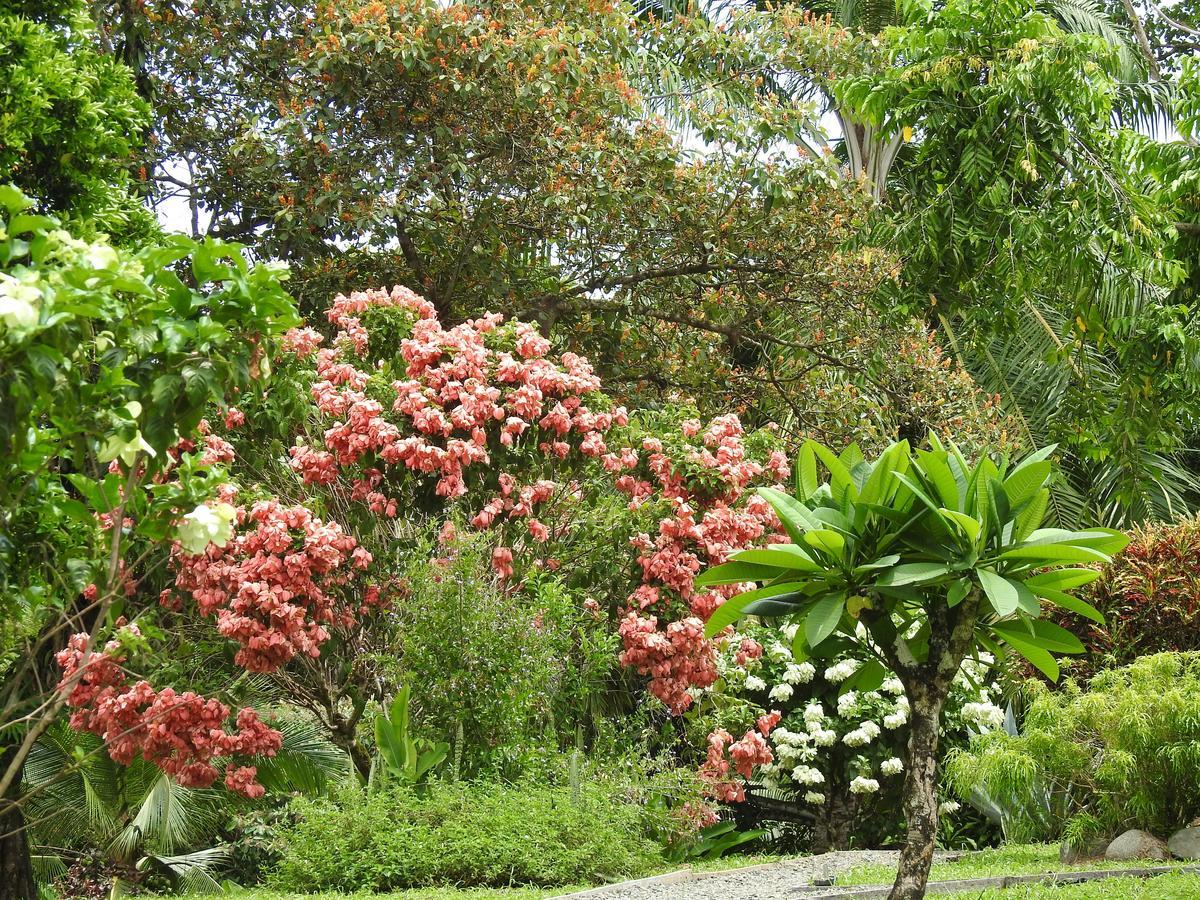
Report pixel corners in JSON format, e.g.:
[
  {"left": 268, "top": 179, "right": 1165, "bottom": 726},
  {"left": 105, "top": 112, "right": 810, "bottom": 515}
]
[{"left": 698, "top": 438, "right": 1126, "bottom": 899}]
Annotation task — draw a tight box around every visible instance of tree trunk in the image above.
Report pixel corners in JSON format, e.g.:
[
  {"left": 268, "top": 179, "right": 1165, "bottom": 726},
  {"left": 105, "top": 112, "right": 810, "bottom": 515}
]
[
  {"left": 813, "top": 773, "right": 857, "bottom": 852},
  {"left": 889, "top": 687, "right": 945, "bottom": 900},
  {"left": 0, "top": 747, "right": 37, "bottom": 900}
]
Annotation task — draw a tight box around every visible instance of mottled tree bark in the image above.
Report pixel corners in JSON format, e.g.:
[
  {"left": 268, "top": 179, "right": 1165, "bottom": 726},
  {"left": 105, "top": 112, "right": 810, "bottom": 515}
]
[
  {"left": 813, "top": 767, "right": 858, "bottom": 852},
  {"left": 888, "top": 686, "right": 945, "bottom": 900},
  {"left": 0, "top": 747, "right": 37, "bottom": 900}
]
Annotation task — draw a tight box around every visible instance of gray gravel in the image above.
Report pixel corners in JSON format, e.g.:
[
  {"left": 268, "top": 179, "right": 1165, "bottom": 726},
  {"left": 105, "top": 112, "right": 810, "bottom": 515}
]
[{"left": 575, "top": 850, "right": 962, "bottom": 900}]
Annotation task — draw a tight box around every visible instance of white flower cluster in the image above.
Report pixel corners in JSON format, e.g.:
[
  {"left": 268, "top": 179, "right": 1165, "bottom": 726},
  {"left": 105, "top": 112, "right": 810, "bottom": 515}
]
[
  {"left": 767, "top": 641, "right": 792, "bottom": 663},
  {"left": 177, "top": 502, "right": 237, "bottom": 554},
  {"left": 784, "top": 661, "right": 816, "bottom": 684},
  {"left": 843, "top": 720, "right": 881, "bottom": 747},
  {"left": 938, "top": 801, "right": 961, "bottom": 816},
  {"left": 803, "top": 791, "right": 825, "bottom": 804},
  {"left": 824, "top": 660, "right": 860, "bottom": 683},
  {"left": 0, "top": 271, "right": 42, "bottom": 331},
  {"left": 836, "top": 690, "right": 859, "bottom": 715},
  {"left": 850, "top": 776, "right": 881, "bottom": 794},
  {"left": 880, "top": 757, "right": 904, "bottom": 776},
  {"left": 791, "top": 765, "right": 825, "bottom": 786},
  {"left": 769, "top": 683, "right": 793, "bottom": 702},
  {"left": 960, "top": 701, "right": 1005, "bottom": 730},
  {"left": 744, "top": 675, "right": 767, "bottom": 691}
]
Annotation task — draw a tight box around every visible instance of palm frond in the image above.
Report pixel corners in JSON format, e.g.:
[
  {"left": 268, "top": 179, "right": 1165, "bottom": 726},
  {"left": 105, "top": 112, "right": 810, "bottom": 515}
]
[{"left": 252, "top": 717, "right": 349, "bottom": 794}]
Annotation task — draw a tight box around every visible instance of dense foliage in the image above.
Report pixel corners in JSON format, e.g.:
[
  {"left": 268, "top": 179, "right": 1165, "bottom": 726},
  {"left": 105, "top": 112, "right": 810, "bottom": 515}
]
[
  {"left": 5, "top": 0, "right": 1200, "bottom": 898},
  {"left": 947, "top": 652, "right": 1200, "bottom": 847},
  {"left": 270, "top": 781, "right": 663, "bottom": 891}
]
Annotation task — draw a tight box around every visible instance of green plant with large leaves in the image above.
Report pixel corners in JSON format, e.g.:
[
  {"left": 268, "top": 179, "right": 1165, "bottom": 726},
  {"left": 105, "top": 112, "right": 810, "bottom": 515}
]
[
  {"left": 371, "top": 685, "right": 448, "bottom": 794},
  {"left": 696, "top": 437, "right": 1127, "bottom": 900}
]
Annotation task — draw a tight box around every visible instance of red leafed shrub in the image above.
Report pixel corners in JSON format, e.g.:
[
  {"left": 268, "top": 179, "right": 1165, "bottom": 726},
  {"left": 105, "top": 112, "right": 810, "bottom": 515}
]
[{"left": 1059, "top": 517, "right": 1200, "bottom": 679}]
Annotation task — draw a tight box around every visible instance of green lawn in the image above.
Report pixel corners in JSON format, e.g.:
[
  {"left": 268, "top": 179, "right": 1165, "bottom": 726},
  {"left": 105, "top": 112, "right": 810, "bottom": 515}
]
[
  {"left": 837, "top": 843, "right": 1193, "bottom": 886},
  {"left": 833, "top": 843, "right": 1200, "bottom": 898}
]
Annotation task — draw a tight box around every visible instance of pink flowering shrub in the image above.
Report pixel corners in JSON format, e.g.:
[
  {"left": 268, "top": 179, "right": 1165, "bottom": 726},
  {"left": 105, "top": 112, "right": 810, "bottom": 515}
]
[
  {"left": 167, "top": 497, "right": 379, "bottom": 672},
  {"left": 283, "top": 286, "right": 626, "bottom": 568},
  {"left": 601, "top": 415, "right": 790, "bottom": 715},
  {"left": 56, "top": 629, "right": 282, "bottom": 797}
]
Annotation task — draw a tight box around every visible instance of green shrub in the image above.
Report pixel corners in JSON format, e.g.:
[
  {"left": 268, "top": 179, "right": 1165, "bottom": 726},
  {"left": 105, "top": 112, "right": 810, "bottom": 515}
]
[
  {"left": 269, "top": 780, "right": 662, "bottom": 891},
  {"left": 946, "top": 652, "right": 1200, "bottom": 846}
]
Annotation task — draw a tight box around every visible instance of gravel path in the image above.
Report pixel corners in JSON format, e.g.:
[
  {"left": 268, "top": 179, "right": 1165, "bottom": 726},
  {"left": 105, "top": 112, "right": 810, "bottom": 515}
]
[{"left": 577, "top": 850, "right": 962, "bottom": 900}]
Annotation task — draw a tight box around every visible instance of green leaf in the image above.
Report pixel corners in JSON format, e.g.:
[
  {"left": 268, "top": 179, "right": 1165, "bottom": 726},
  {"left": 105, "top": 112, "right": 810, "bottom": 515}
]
[
  {"left": 703, "top": 582, "right": 809, "bottom": 637},
  {"left": 805, "top": 593, "right": 846, "bottom": 647},
  {"left": 1027, "top": 584, "right": 1104, "bottom": 624},
  {"left": 756, "top": 486, "right": 821, "bottom": 543},
  {"left": 694, "top": 561, "right": 781, "bottom": 588},
  {"left": 841, "top": 658, "right": 886, "bottom": 693},
  {"left": 807, "top": 440, "right": 857, "bottom": 501},
  {"left": 977, "top": 569, "right": 1035, "bottom": 618},
  {"left": 1025, "top": 569, "right": 1102, "bottom": 591},
  {"left": 876, "top": 562, "right": 950, "bottom": 586},
  {"left": 939, "top": 508, "right": 981, "bottom": 543},
  {"left": 1002, "top": 460, "right": 1052, "bottom": 508},
  {"left": 730, "top": 546, "right": 821, "bottom": 572},
  {"left": 796, "top": 443, "right": 818, "bottom": 500},
  {"left": 804, "top": 529, "right": 845, "bottom": 556},
  {"left": 947, "top": 578, "right": 970, "bottom": 607},
  {"left": 853, "top": 554, "right": 901, "bottom": 574},
  {"left": 996, "top": 630, "right": 1060, "bottom": 681},
  {"left": 999, "top": 544, "right": 1111, "bottom": 563}
]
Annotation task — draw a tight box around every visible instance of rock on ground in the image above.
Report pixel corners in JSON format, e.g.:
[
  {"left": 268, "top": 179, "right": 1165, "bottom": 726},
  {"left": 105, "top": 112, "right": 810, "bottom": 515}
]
[
  {"left": 1168, "top": 826, "right": 1200, "bottom": 860},
  {"left": 1105, "top": 829, "right": 1170, "bottom": 862}
]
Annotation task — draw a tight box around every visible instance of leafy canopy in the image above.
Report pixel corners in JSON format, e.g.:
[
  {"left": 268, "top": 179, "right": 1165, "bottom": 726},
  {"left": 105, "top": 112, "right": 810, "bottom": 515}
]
[{"left": 699, "top": 438, "right": 1129, "bottom": 683}]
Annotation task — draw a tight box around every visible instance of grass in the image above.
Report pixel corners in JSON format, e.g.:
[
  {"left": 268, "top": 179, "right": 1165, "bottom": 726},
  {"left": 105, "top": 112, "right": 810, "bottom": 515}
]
[
  {"left": 951, "top": 873, "right": 1200, "bottom": 899},
  {"left": 837, "top": 843, "right": 1193, "bottom": 885}
]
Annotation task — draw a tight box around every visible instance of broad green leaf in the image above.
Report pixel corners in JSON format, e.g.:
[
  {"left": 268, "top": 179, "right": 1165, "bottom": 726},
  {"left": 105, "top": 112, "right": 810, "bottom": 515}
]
[
  {"left": 703, "top": 582, "right": 809, "bottom": 637},
  {"left": 977, "top": 569, "right": 1033, "bottom": 618},
  {"left": 804, "top": 529, "right": 845, "bottom": 556},
  {"left": 841, "top": 658, "right": 886, "bottom": 694},
  {"left": 1002, "top": 460, "right": 1052, "bottom": 507},
  {"left": 807, "top": 440, "right": 857, "bottom": 501},
  {"left": 1025, "top": 569, "right": 1102, "bottom": 591},
  {"left": 1027, "top": 584, "right": 1104, "bottom": 624},
  {"left": 993, "top": 620, "right": 1084, "bottom": 655},
  {"left": 806, "top": 593, "right": 846, "bottom": 647},
  {"left": 999, "top": 543, "right": 1111, "bottom": 563},
  {"left": 939, "top": 508, "right": 981, "bottom": 543},
  {"left": 947, "top": 578, "right": 971, "bottom": 607},
  {"left": 853, "top": 554, "right": 901, "bottom": 574},
  {"left": 796, "top": 443, "right": 818, "bottom": 500},
  {"left": 695, "top": 561, "right": 781, "bottom": 588},
  {"left": 876, "top": 562, "right": 950, "bottom": 586},
  {"left": 1013, "top": 487, "right": 1049, "bottom": 543},
  {"left": 996, "top": 630, "right": 1060, "bottom": 681},
  {"left": 756, "top": 486, "right": 822, "bottom": 543},
  {"left": 730, "top": 546, "right": 821, "bottom": 572},
  {"left": 920, "top": 452, "right": 961, "bottom": 508}
]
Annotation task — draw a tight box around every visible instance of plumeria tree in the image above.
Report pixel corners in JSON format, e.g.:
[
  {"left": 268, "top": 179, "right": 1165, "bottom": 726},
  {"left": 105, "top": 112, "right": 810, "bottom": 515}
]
[{"left": 697, "top": 438, "right": 1127, "bottom": 899}]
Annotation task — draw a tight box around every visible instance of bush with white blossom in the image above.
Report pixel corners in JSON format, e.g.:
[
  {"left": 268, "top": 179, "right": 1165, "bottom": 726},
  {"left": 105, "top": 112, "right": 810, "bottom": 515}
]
[{"left": 709, "top": 622, "right": 1005, "bottom": 847}]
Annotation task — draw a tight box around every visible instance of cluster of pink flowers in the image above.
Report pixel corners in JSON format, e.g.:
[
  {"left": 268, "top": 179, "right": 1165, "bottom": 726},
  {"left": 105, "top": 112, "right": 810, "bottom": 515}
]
[
  {"left": 612, "top": 416, "right": 789, "bottom": 713},
  {"left": 286, "top": 287, "right": 626, "bottom": 551},
  {"left": 617, "top": 614, "right": 719, "bottom": 713},
  {"left": 55, "top": 631, "right": 282, "bottom": 797},
  {"left": 168, "top": 500, "right": 377, "bottom": 672},
  {"left": 699, "top": 720, "right": 777, "bottom": 803}
]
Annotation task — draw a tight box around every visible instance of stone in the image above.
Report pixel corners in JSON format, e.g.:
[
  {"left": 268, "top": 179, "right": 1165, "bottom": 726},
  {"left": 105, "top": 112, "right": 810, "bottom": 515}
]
[
  {"left": 1168, "top": 826, "right": 1200, "bottom": 859},
  {"left": 1059, "top": 836, "right": 1108, "bottom": 864},
  {"left": 1104, "top": 828, "right": 1170, "bottom": 861}
]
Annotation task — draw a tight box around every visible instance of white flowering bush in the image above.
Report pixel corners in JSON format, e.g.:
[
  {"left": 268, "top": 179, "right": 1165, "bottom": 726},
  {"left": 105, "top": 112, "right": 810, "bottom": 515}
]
[{"left": 713, "top": 622, "right": 1005, "bottom": 850}]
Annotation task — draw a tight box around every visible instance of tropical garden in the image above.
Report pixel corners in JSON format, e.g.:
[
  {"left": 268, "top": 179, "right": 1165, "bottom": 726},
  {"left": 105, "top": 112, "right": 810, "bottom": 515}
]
[{"left": 1, "top": 0, "right": 1199, "bottom": 899}]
